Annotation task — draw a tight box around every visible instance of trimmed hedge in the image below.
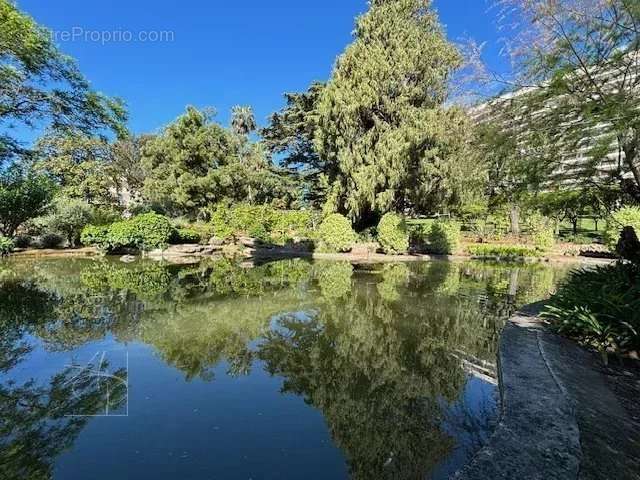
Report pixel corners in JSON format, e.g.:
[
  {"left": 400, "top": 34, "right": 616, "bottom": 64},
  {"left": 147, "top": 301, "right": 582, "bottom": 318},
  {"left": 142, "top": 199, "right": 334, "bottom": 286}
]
[
  {"left": 317, "top": 213, "right": 356, "bottom": 253},
  {"left": 603, "top": 207, "right": 640, "bottom": 251},
  {"left": 428, "top": 220, "right": 461, "bottom": 254},
  {"left": 468, "top": 244, "right": 542, "bottom": 258},
  {"left": 377, "top": 213, "right": 409, "bottom": 254}
]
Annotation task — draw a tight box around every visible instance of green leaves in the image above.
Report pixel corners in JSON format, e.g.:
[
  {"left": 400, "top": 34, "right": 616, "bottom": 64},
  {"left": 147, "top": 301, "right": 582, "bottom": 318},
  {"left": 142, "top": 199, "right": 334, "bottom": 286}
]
[
  {"left": 377, "top": 213, "right": 409, "bottom": 254},
  {"left": 0, "top": 167, "right": 55, "bottom": 237},
  {"left": 317, "top": 213, "right": 356, "bottom": 253},
  {"left": 0, "top": 0, "right": 127, "bottom": 159},
  {"left": 543, "top": 263, "right": 640, "bottom": 354},
  {"left": 314, "top": 0, "right": 472, "bottom": 224}
]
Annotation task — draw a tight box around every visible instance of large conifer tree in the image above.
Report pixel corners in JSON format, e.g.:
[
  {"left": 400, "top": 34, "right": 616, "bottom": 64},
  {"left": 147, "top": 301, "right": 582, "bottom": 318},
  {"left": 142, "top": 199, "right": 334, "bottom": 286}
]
[{"left": 315, "top": 0, "right": 472, "bottom": 227}]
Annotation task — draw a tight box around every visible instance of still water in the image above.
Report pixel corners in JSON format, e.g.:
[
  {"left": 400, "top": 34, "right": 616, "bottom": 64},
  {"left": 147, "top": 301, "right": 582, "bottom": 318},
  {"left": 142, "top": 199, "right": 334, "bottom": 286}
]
[{"left": 0, "top": 257, "right": 569, "bottom": 480}]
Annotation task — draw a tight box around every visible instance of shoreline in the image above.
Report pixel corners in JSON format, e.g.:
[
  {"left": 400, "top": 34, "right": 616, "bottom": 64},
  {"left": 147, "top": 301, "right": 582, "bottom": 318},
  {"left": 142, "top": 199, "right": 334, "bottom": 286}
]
[
  {"left": 455, "top": 303, "right": 640, "bottom": 480},
  {"left": 8, "top": 244, "right": 615, "bottom": 266}
]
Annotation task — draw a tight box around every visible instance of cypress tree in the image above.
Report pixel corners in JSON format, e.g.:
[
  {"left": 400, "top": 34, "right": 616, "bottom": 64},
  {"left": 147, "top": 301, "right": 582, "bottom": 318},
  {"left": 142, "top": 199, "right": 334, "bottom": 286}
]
[{"left": 315, "top": 0, "right": 468, "bottom": 227}]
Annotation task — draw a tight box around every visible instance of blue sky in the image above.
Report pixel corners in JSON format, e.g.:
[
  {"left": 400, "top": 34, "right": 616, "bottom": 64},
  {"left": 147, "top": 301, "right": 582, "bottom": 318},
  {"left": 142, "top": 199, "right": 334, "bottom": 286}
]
[{"left": 15, "top": 0, "right": 509, "bottom": 139}]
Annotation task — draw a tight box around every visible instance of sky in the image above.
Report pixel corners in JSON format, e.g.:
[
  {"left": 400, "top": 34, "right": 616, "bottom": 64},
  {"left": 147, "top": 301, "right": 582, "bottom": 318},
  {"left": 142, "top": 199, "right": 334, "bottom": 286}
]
[{"left": 14, "top": 0, "right": 510, "bottom": 141}]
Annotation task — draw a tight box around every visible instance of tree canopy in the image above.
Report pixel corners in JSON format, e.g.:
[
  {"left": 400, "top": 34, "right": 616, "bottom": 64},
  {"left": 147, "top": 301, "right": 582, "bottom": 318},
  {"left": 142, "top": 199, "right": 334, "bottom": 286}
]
[
  {"left": 0, "top": 166, "right": 54, "bottom": 237},
  {"left": 0, "top": 0, "right": 127, "bottom": 163},
  {"left": 494, "top": 0, "right": 640, "bottom": 202},
  {"left": 314, "top": 0, "right": 477, "bottom": 226}
]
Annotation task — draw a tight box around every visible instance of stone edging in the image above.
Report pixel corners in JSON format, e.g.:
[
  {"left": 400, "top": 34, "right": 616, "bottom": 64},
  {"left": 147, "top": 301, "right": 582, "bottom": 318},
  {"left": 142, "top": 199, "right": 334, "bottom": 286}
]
[{"left": 454, "top": 303, "right": 582, "bottom": 480}]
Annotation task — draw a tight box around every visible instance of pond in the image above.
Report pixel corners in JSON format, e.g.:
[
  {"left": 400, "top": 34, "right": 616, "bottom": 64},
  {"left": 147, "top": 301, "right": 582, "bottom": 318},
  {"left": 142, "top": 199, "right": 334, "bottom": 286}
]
[{"left": 0, "top": 257, "right": 570, "bottom": 480}]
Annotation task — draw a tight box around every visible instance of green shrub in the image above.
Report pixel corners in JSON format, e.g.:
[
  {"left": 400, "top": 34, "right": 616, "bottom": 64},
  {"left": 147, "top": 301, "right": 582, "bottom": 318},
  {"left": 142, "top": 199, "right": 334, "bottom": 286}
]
[
  {"left": 39, "top": 233, "right": 64, "bottom": 249},
  {"left": 542, "top": 263, "right": 640, "bottom": 356},
  {"left": 130, "top": 213, "right": 174, "bottom": 250},
  {"left": 603, "top": 207, "right": 640, "bottom": 251},
  {"left": 171, "top": 228, "right": 201, "bottom": 244},
  {"left": 208, "top": 203, "right": 235, "bottom": 240},
  {"left": 113, "top": 213, "right": 174, "bottom": 251},
  {"left": 408, "top": 223, "right": 430, "bottom": 249},
  {"left": 317, "top": 214, "right": 356, "bottom": 253},
  {"left": 38, "top": 197, "right": 95, "bottom": 247},
  {"left": 358, "top": 226, "right": 378, "bottom": 243},
  {"left": 0, "top": 236, "right": 14, "bottom": 256},
  {"left": 468, "top": 244, "right": 542, "bottom": 258},
  {"left": 81, "top": 225, "right": 110, "bottom": 249},
  {"left": 428, "top": 220, "right": 461, "bottom": 254},
  {"left": 82, "top": 213, "right": 174, "bottom": 252},
  {"left": 269, "top": 210, "right": 315, "bottom": 245},
  {"left": 231, "top": 204, "right": 272, "bottom": 239},
  {"left": 208, "top": 203, "right": 272, "bottom": 241},
  {"left": 524, "top": 213, "right": 556, "bottom": 252},
  {"left": 377, "top": 213, "right": 409, "bottom": 254},
  {"left": 12, "top": 235, "right": 31, "bottom": 248},
  {"left": 106, "top": 220, "right": 142, "bottom": 251}
]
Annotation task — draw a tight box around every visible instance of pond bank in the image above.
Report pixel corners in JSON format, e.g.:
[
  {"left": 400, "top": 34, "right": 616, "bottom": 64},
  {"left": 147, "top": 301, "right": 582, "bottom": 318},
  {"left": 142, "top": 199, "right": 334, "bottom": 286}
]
[
  {"left": 10, "top": 244, "right": 615, "bottom": 266},
  {"left": 456, "top": 303, "right": 640, "bottom": 480}
]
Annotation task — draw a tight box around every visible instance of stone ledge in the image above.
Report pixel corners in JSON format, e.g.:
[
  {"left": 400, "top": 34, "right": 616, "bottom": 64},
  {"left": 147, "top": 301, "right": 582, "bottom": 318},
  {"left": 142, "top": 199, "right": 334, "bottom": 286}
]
[{"left": 454, "top": 304, "right": 582, "bottom": 480}]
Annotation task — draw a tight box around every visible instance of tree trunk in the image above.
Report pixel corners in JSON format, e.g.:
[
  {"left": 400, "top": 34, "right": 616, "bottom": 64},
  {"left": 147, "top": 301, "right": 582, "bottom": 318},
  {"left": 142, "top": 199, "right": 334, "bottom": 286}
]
[
  {"left": 510, "top": 204, "right": 520, "bottom": 236},
  {"left": 572, "top": 218, "right": 578, "bottom": 235},
  {"left": 623, "top": 135, "right": 640, "bottom": 202}
]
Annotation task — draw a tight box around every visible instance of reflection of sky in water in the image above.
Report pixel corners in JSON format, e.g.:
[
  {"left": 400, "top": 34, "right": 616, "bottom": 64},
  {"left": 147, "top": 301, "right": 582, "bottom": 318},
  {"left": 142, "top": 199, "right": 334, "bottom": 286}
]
[{"left": 0, "top": 258, "right": 572, "bottom": 480}]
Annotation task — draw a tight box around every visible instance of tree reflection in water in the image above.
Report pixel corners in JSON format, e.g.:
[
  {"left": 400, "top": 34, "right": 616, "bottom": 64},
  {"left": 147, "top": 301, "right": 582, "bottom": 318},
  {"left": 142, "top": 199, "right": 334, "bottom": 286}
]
[
  {"left": 0, "top": 364, "right": 126, "bottom": 480},
  {"left": 0, "top": 257, "right": 569, "bottom": 479}
]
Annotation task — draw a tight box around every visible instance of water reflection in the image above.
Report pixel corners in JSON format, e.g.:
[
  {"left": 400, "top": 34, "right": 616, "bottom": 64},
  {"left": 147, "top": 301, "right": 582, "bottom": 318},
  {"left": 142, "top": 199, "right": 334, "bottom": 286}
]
[{"left": 0, "top": 257, "right": 569, "bottom": 479}]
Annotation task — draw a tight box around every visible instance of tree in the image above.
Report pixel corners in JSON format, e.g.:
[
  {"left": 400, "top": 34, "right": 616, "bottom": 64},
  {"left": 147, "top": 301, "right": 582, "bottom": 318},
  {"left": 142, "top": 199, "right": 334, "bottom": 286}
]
[
  {"left": 262, "top": 82, "right": 327, "bottom": 207},
  {"left": 34, "top": 131, "right": 116, "bottom": 205},
  {"left": 0, "top": 0, "right": 127, "bottom": 163},
  {"left": 314, "top": 0, "right": 474, "bottom": 227},
  {"left": 109, "top": 135, "right": 149, "bottom": 200},
  {"left": 495, "top": 0, "right": 640, "bottom": 201},
  {"left": 0, "top": 167, "right": 54, "bottom": 237},
  {"left": 141, "top": 107, "right": 236, "bottom": 215},
  {"left": 473, "top": 119, "right": 555, "bottom": 233},
  {"left": 141, "top": 106, "right": 286, "bottom": 216},
  {"left": 38, "top": 197, "right": 94, "bottom": 247},
  {"left": 230, "top": 105, "right": 257, "bottom": 136}
]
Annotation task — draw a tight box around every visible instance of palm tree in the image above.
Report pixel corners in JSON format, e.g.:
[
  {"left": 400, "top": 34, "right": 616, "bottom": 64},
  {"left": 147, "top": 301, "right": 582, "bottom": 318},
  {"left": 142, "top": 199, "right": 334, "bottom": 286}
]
[{"left": 230, "top": 105, "right": 257, "bottom": 136}]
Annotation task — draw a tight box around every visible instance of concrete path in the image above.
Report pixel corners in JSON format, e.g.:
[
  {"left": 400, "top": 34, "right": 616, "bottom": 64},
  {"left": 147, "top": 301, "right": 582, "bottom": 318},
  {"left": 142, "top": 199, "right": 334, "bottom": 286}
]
[{"left": 455, "top": 303, "right": 640, "bottom": 480}]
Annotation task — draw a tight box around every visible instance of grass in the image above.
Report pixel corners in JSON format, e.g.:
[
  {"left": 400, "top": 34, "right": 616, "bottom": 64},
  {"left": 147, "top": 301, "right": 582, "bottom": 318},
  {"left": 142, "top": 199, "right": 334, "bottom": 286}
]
[
  {"left": 558, "top": 217, "right": 604, "bottom": 244},
  {"left": 467, "top": 244, "right": 542, "bottom": 259}
]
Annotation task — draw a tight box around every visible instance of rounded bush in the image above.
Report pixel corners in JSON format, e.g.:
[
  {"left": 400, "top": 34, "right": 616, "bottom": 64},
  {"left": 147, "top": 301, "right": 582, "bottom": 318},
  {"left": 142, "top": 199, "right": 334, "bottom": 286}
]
[
  {"left": 125, "top": 213, "right": 174, "bottom": 251},
  {"left": 171, "top": 227, "right": 202, "bottom": 244},
  {"left": 317, "top": 214, "right": 356, "bottom": 253},
  {"left": 269, "top": 210, "right": 315, "bottom": 245},
  {"left": 377, "top": 213, "right": 409, "bottom": 254},
  {"left": 81, "top": 225, "right": 110, "bottom": 249},
  {"left": 12, "top": 235, "right": 32, "bottom": 248},
  {"left": 604, "top": 207, "right": 640, "bottom": 251},
  {"left": 0, "top": 236, "right": 14, "bottom": 256},
  {"left": 82, "top": 213, "right": 174, "bottom": 252},
  {"left": 428, "top": 220, "right": 461, "bottom": 254},
  {"left": 39, "top": 232, "right": 64, "bottom": 249},
  {"left": 106, "top": 220, "right": 140, "bottom": 251}
]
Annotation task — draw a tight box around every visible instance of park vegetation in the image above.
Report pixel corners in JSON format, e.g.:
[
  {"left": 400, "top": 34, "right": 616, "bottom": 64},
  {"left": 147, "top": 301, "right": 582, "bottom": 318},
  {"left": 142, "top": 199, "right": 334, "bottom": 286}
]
[{"left": 0, "top": 0, "right": 639, "bottom": 274}]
